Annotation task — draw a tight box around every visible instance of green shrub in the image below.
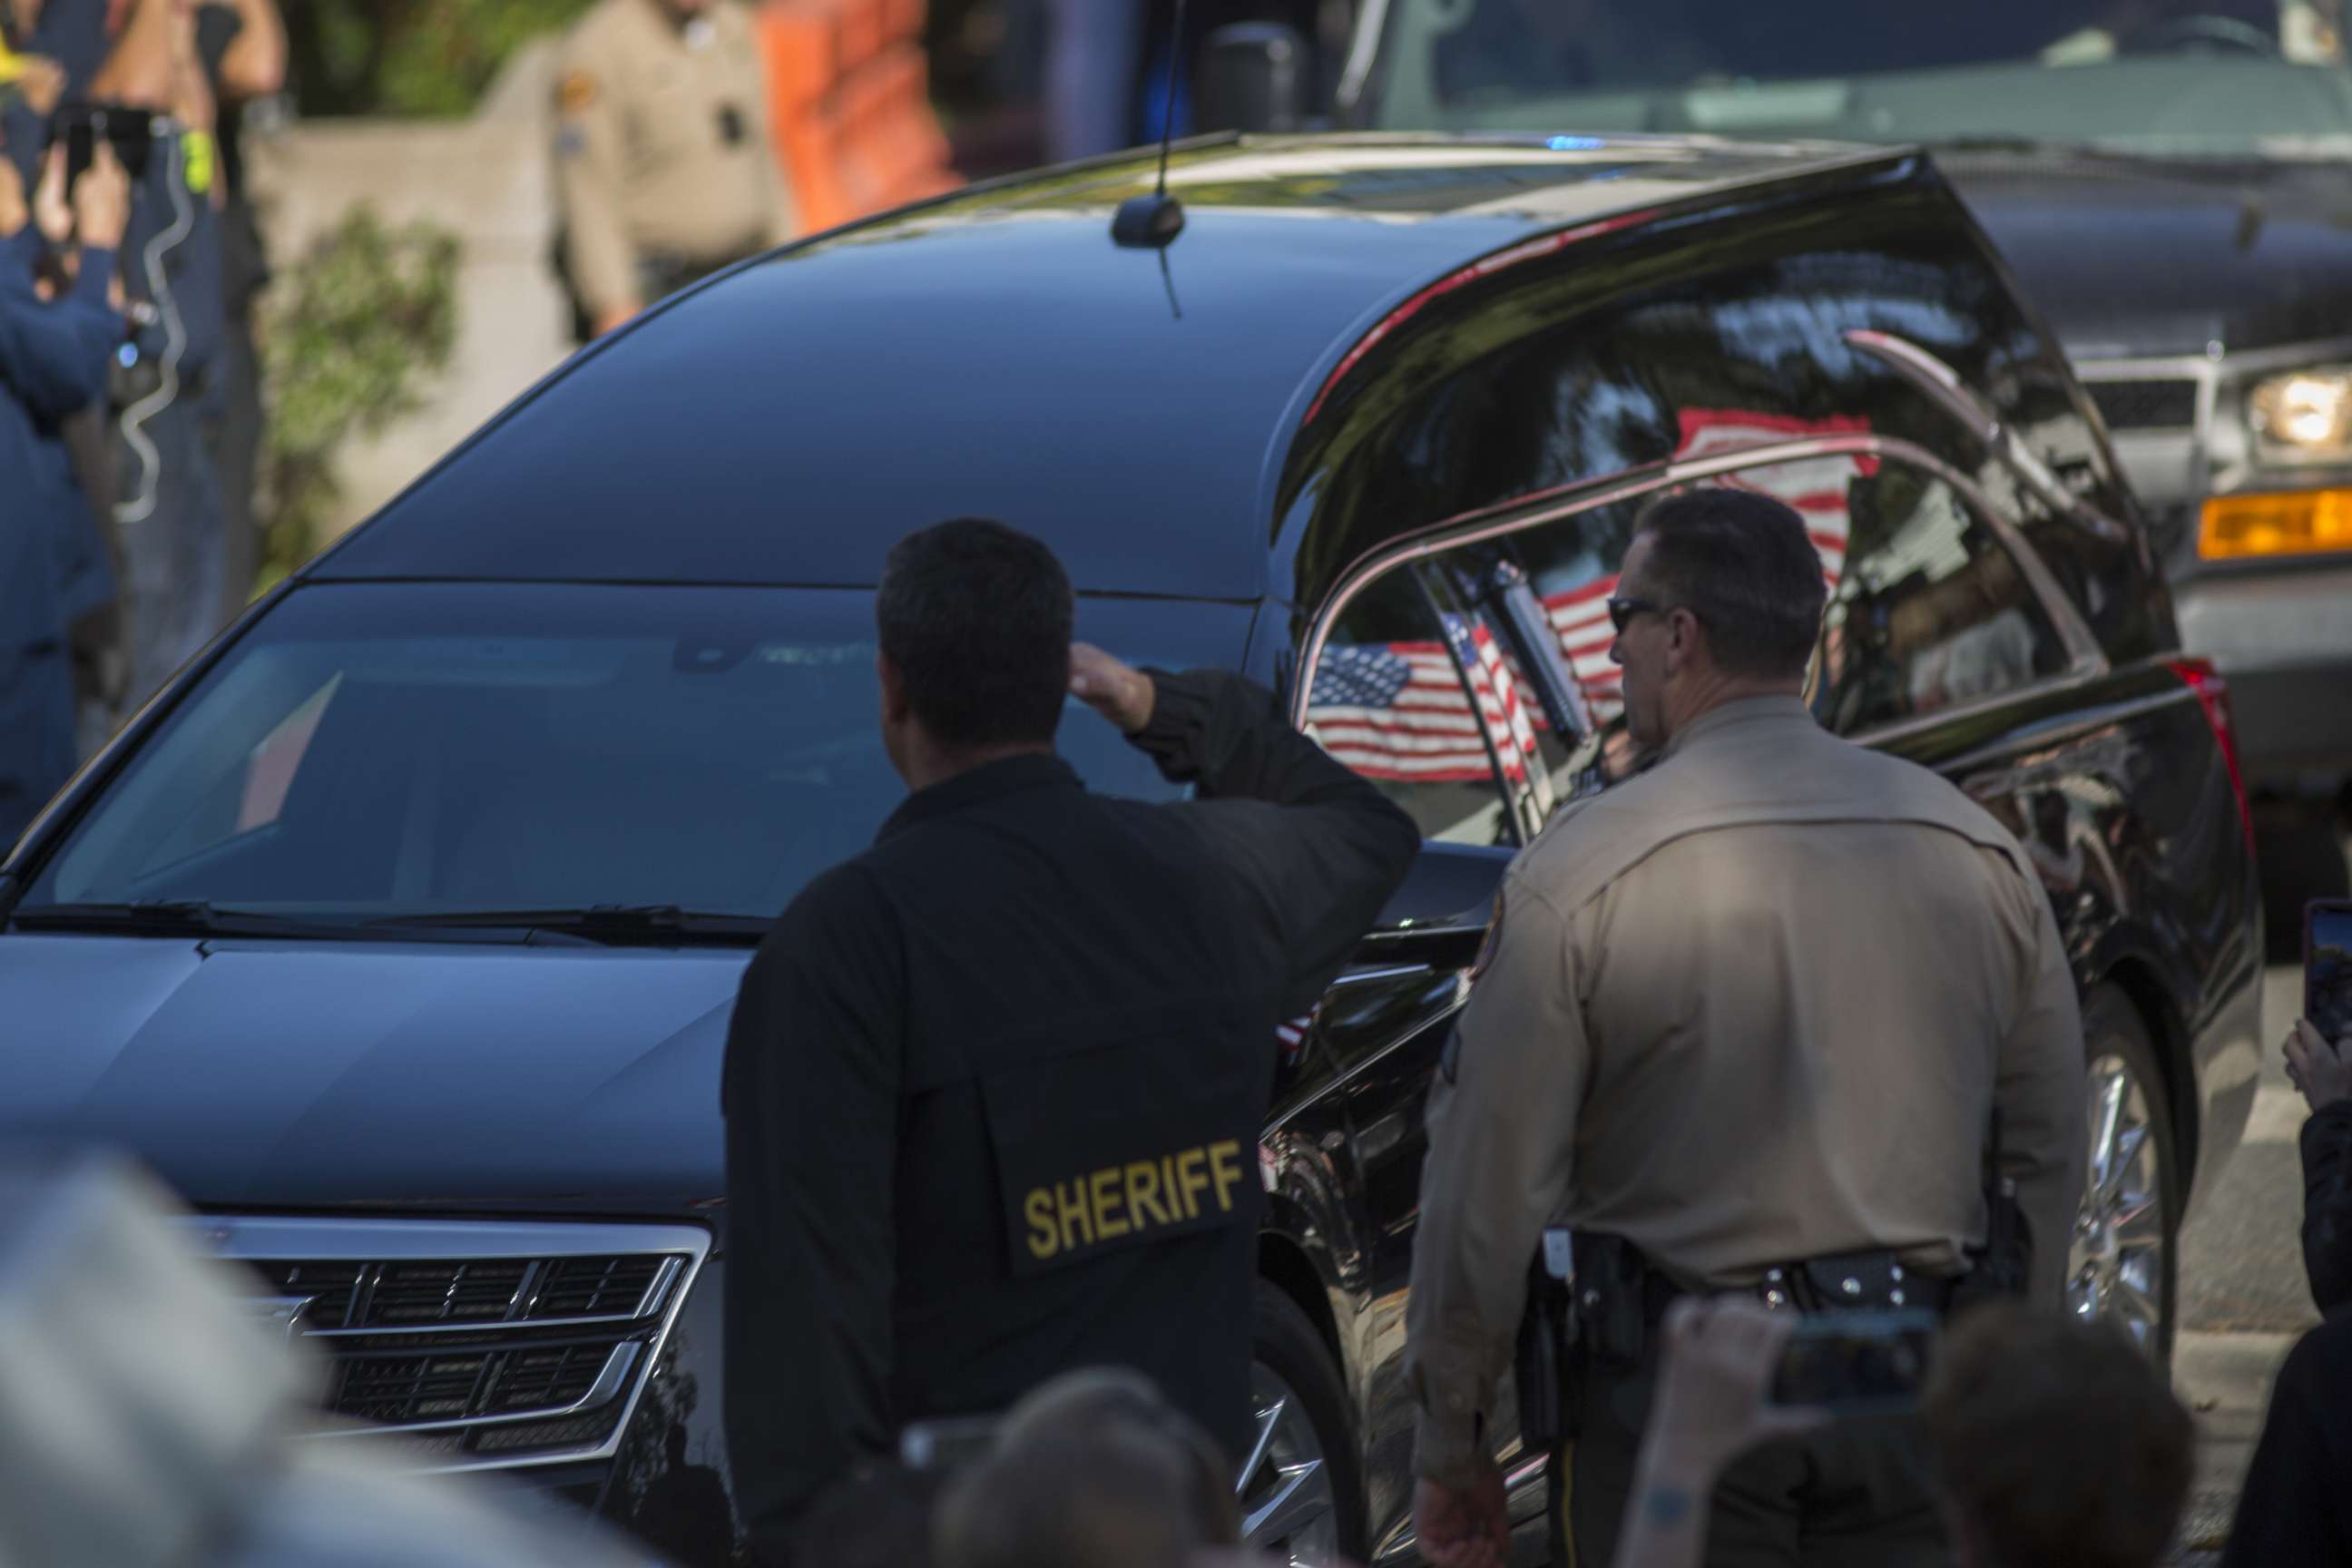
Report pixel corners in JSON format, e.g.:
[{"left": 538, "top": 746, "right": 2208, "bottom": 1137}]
[
  {"left": 292, "top": 0, "right": 602, "bottom": 117},
  {"left": 255, "top": 206, "right": 462, "bottom": 587}
]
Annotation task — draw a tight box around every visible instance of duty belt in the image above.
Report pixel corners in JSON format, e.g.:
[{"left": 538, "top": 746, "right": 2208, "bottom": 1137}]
[{"left": 1571, "top": 1233, "right": 1961, "bottom": 1368}]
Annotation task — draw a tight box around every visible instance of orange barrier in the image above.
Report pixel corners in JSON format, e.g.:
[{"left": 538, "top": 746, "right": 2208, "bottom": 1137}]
[{"left": 756, "top": 0, "right": 962, "bottom": 235}]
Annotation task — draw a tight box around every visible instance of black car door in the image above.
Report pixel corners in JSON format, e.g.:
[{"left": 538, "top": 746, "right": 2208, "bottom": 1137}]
[{"left": 1295, "top": 559, "right": 1598, "bottom": 1547}]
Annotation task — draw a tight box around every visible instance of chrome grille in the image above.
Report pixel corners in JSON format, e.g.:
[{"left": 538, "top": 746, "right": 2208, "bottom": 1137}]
[
  {"left": 245, "top": 1259, "right": 366, "bottom": 1318},
  {"left": 244, "top": 1252, "right": 676, "bottom": 1331},
  {"left": 199, "top": 1218, "right": 709, "bottom": 1472},
  {"left": 368, "top": 1259, "right": 532, "bottom": 1326},
  {"left": 485, "top": 1344, "right": 612, "bottom": 1413},
  {"left": 340, "top": 1349, "right": 493, "bottom": 1423},
  {"left": 2088, "top": 377, "right": 2199, "bottom": 431},
  {"left": 532, "top": 1255, "right": 666, "bottom": 1318}
]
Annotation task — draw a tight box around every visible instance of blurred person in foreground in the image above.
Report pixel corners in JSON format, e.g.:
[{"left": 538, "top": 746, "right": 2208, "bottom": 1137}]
[
  {"left": 0, "top": 1149, "right": 652, "bottom": 1568},
  {"left": 1402, "top": 487, "right": 2085, "bottom": 1567},
  {"left": 551, "top": 0, "right": 799, "bottom": 342},
  {"left": 0, "top": 129, "right": 125, "bottom": 844},
  {"left": 720, "top": 520, "right": 1417, "bottom": 1563},
  {"left": 2220, "top": 1018, "right": 2352, "bottom": 1565},
  {"left": 1604, "top": 1298, "right": 2191, "bottom": 1568},
  {"left": 933, "top": 1368, "right": 1240, "bottom": 1568}
]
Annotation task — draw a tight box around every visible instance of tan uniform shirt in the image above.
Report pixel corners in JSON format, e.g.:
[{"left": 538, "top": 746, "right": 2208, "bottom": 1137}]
[
  {"left": 1403, "top": 696, "right": 2085, "bottom": 1484},
  {"left": 552, "top": 0, "right": 799, "bottom": 319}
]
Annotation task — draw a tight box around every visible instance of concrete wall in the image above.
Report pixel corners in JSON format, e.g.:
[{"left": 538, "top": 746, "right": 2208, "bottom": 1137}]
[{"left": 242, "top": 42, "right": 573, "bottom": 542}]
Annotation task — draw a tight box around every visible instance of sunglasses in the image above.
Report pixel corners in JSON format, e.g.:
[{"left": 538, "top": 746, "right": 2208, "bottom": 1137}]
[{"left": 1605, "top": 595, "right": 1670, "bottom": 635}]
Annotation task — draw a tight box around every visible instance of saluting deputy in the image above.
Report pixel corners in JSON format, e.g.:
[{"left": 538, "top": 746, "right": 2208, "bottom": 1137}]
[
  {"left": 1402, "top": 489, "right": 2087, "bottom": 1568},
  {"left": 720, "top": 519, "right": 1417, "bottom": 1562},
  {"left": 551, "top": 0, "right": 799, "bottom": 341}
]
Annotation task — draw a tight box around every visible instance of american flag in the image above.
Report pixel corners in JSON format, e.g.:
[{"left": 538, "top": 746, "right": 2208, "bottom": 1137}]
[
  {"left": 1307, "top": 411, "right": 1872, "bottom": 777},
  {"left": 1454, "top": 616, "right": 1545, "bottom": 797},
  {"left": 1308, "top": 639, "right": 1496, "bottom": 783},
  {"left": 1275, "top": 1008, "right": 1317, "bottom": 1067}
]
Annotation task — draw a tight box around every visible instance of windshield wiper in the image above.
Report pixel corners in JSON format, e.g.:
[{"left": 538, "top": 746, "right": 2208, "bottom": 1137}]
[
  {"left": 7, "top": 901, "right": 380, "bottom": 939},
  {"left": 365, "top": 905, "right": 775, "bottom": 945}
]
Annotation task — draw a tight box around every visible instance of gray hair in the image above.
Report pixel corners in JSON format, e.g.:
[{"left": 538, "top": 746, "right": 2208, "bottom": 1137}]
[{"left": 933, "top": 1370, "right": 1239, "bottom": 1568}]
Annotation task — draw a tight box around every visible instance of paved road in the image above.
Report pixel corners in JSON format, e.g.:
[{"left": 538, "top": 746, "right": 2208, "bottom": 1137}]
[{"left": 2171, "top": 964, "right": 2321, "bottom": 1562}]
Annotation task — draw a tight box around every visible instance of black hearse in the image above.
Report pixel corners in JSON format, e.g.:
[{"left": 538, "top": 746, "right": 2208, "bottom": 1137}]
[{"left": 0, "top": 135, "right": 2262, "bottom": 1564}]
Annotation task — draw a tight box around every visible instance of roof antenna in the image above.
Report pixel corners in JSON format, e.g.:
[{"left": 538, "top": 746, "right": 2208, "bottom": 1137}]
[{"left": 1112, "top": 0, "right": 1188, "bottom": 249}]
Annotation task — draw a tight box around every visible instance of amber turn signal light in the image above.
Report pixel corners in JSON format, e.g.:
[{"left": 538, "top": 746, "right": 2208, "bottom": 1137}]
[{"left": 2199, "top": 488, "right": 2352, "bottom": 561}]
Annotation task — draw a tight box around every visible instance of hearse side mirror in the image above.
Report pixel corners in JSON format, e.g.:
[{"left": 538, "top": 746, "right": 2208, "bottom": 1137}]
[{"left": 1197, "top": 23, "right": 1308, "bottom": 134}]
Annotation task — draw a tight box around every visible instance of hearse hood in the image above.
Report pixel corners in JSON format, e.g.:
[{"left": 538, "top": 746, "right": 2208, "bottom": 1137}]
[{"left": 0, "top": 936, "right": 744, "bottom": 1213}]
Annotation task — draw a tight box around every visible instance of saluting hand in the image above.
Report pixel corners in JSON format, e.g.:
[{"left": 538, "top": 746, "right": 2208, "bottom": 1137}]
[
  {"left": 2286, "top": 1020, "right": 2352, "bottom": 1113},
  {"left": 1069, "top": 642, "right": 1155, "bottom": 734}
]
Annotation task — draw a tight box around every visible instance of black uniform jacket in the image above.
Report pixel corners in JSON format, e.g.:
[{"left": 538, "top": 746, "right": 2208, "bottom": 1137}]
[
  {"left": 2220, "top": 1102, "right": 2352, "bottom": 1568},
  {"left": 2301, "top": 1100, "right": 2352, "bottom": 1316},
  {"left": 720, "top": 667, "right": 1419, "bottom": 1549}
]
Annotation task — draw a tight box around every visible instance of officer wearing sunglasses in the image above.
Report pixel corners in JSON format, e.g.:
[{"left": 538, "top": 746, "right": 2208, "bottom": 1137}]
[{"left": 1403, "top": 487, "right": 2084, "bottom": 1568}]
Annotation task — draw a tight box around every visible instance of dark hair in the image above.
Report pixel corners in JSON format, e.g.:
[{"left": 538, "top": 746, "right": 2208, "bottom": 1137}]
[
  {"left": 933, "top": 1370, "right": 1238, "bottom": 1568},
  {"left": 877, "top": 519, "right": 1073, "bottom": 750},
  {"left": 1632, "top": 487, "right": 1828, "bottom": 679},
  {"left": 1925, "top": 1304, "right": 2194, "bottom": 1568}
]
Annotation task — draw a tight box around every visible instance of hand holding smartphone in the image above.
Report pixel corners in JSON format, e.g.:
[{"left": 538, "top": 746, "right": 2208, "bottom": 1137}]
[
  {"left": 2307, "top": 900, "right": 2352, "bottom": 1044},
  {"left": 2294, "top": 901, "right": 2352, "bottom": 1112},
  {"left": 1768, "top": 1309, "right": 1940, "bottom": 1414}
]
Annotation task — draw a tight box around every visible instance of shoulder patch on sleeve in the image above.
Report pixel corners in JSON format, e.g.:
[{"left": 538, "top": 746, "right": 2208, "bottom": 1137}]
[{"left": 558, "top": 68, "right": 598, "bottom": 113}]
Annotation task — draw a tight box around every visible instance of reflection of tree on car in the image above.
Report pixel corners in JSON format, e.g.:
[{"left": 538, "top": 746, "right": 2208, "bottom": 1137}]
[{"left": 1812, "top": 463, "right": 2062, "bottom": 732}]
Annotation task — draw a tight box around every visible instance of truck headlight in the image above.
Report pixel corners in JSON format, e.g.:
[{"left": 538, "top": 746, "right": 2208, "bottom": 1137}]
[{"left": 2249, "top": 368, "right": 2352, "bottom": 461}]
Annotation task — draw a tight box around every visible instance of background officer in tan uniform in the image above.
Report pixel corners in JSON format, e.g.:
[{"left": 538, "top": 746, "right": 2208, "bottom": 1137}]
[
  {"left": 1401, "top": 488, "right": 2086, "bottom": 1568},
  {"left": 551, "top": 0, "right": 799, "bottom": 340}
]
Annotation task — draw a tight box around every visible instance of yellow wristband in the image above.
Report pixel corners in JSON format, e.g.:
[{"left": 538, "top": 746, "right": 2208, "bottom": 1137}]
[{"left": 182, "top": 129, "right": 216, "bottom": 197}]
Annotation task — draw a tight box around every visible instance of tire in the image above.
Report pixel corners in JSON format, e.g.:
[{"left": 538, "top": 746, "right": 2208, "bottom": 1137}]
[
  {"left": 1243, "top": 1280, "right": 1368, "bottom": 1564},
  {"left": 2069, "top": 985, "right": 2180, "bottom": 1375},
  {"left": 2258, "top": 809, "right": 2348, "bottom": 965}
]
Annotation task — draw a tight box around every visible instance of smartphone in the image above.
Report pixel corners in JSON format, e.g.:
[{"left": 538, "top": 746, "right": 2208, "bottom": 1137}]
[
  {"left": 2307, "top": 899, "right": 2352, "bottom": 1044},
  {"left": 55, "top": 103, "right": 156, "bottom": 187},
  {"left": 1767, "top": 1308, "right": 1939, "bottom": 1413}
]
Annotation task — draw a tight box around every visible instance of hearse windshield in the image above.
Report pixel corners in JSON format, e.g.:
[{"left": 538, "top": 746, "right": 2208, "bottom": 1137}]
[{"left": 14, "top": 583, "right": 1251, "bottom": 935}]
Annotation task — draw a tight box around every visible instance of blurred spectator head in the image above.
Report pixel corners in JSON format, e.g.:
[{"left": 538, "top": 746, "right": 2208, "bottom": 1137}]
[
  {"left": 1925, "top": 1303, "right": 2193, "bottom": 1568},
  {"left": 934, "top": 1368, "right": 1240, "bottom": 1568}
]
